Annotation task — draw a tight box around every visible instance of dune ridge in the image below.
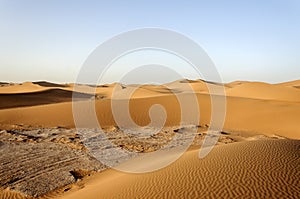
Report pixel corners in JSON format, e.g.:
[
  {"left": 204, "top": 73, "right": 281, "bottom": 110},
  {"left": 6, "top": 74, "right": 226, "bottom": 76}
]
[
  {"left": 226, "top": 82, "right": 300, "bottom": 102},
  {"left": 0, "top": 89, "right": 93, "bottom": 109},
  {"left": 0, "top": 79, "right": 299, "bottom": 198},
  {"left": 0, "top": 93, "right": 299, "bottom": 139}
]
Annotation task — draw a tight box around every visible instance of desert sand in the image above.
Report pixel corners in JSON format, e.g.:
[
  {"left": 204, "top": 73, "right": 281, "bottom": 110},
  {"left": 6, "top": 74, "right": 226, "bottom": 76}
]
[
  {"left": 60, "top": 139, "right": 300, "bottom": 198},
  {"left": 0, "top": 80, "right": 299, "bottom": 138},
  {"left": 0, "top": 79, "right": 299, "bottom": 198}
]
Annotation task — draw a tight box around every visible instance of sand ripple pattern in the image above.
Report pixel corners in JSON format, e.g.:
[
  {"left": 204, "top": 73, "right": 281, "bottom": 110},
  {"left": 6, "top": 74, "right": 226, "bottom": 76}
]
[{"left": 91, "top": 139, "right": 300, "bottom": 198}]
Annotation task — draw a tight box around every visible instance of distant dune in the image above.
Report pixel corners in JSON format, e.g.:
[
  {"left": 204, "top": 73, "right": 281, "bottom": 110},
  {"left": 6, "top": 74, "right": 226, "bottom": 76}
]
[
  {"left": 0, "top": 89, "right": 92, "bottom": 109},
  {"left": 0, "top": 80, "right": 299, "bottom": 139},
  {"left": 275, "top": 80, "right": 300, "bottom": 89},
  {"left": 32, "top": 81, "right": 68, "bottom": 88},
  {"left": 226, "top": 82, "right": 300, "bottom": 102},
  {"left": 225, "top": 80, "right": 250, "bottom": 88}
]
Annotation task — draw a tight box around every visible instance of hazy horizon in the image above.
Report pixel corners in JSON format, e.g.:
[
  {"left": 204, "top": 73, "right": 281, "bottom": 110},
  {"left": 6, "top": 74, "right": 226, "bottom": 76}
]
[{"left": 1, "top": 77, "right": 299, "bottom": 85}]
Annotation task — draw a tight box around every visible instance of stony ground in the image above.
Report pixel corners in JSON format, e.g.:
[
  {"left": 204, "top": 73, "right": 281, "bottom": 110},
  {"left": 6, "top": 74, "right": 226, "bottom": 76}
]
[{"left": 0, "top": 125, "right": 257, "bottom": 197}]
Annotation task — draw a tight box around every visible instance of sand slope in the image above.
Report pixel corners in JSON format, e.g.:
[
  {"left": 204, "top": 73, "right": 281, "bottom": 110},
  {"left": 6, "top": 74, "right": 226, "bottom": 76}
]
[
  {"left": 0, "top": 80, "right": 300, "bottom": 198},
  {"left": 0, "top": 89, "right": 92, "bottom": 109},
  {"left": 32, "top": 81, "right": 68, "bottom": 88},
  {"left": 0, "top": 93, "right": 299, "bottom": 139},
  {"left": 0, "top": 82, "right": 47, "bottom": 94},
  {"left": 225, "top": 80, "right": 250, "bottom": 88},
  {"left": 275, "top": 80, "right": 300, "bottom": 88},
  {"left": 0, "top": 80, "right": 300, "bottom": 139},
  {"left": 60, "top": 139, "right": 300, "bottom": 198},
  {"left": 226, "top": 82, "right": 300, "bottom": 102}
]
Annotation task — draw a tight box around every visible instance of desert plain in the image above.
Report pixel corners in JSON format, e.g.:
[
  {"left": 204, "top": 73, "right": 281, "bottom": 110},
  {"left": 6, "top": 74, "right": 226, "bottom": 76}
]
[{"left": 0, "top": 79, "right": 299, "bottom": 198}]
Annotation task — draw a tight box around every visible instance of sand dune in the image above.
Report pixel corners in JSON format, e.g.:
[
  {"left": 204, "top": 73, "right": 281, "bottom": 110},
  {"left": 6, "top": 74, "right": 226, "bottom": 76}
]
[
  {"left": 164, "top": 79, "right": 228, "bottom": 94},
  {"left": 0, "top": 92, "right": 299, "bottom": 139},
  {"left": 60, "top": 139, "right": 300, "bottom": 198},
  {"left": 225, "top": 80, "right": 250, "bottom": 88},
  {"left": 0, "top": 79, "right": 299, "bottom": 198},
  {"left": 0, "top": 89, "right": 92, "bottom": 109},
  {"left": 226, "top": 82, "right": 300, "bottom": 102},
  {"left": 275, "top": 80, "right": 300, "bottom": 89},
  {"left": 0, "top": 82, "right": 47, "bottom": 94},
  {"left": 32, "top": 81, "right": 68, "bottom": 88}
]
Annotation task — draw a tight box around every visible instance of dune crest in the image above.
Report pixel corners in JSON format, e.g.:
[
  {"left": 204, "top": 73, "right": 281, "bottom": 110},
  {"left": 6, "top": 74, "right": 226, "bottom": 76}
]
[{"left": 226, "top": 82, "right": 300, "bottom": 102}]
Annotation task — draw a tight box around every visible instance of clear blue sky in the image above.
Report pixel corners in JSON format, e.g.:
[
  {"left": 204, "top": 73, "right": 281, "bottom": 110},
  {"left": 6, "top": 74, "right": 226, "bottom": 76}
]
[{"left": 0, "top": 0, "right": 299, "bottom": 83}]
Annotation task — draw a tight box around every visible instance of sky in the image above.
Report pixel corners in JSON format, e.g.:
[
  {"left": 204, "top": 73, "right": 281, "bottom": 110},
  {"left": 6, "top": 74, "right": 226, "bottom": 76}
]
[{"left": 0, "top": 0, "right": 299, "bottom": 84}]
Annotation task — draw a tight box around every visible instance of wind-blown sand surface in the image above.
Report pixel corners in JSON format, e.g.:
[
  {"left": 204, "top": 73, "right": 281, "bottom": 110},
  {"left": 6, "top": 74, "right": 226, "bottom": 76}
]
[
  {"left": 0, "top": 79, "right": 299, "bottom": 198},
  {"left": 60, "top": 139, "right": 300, "bottom": 199},
  {"left": 0, "top": 80, "right": 299, "bottom": 138}
]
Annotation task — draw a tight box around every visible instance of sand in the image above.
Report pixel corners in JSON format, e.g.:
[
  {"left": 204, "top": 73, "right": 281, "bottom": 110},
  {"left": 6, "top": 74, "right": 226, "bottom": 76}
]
[
  {"left": 60, "top": 139, "right": 300, "bottom": 198},
  {"left": 0, "top": 79, "right": 299, "bottom": 198},
  {"left": 0, "top": 80, "right": 299, "bottom": 139},
  {"left": 226, "top": 81, "right": 300, "bottom": 102}
]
